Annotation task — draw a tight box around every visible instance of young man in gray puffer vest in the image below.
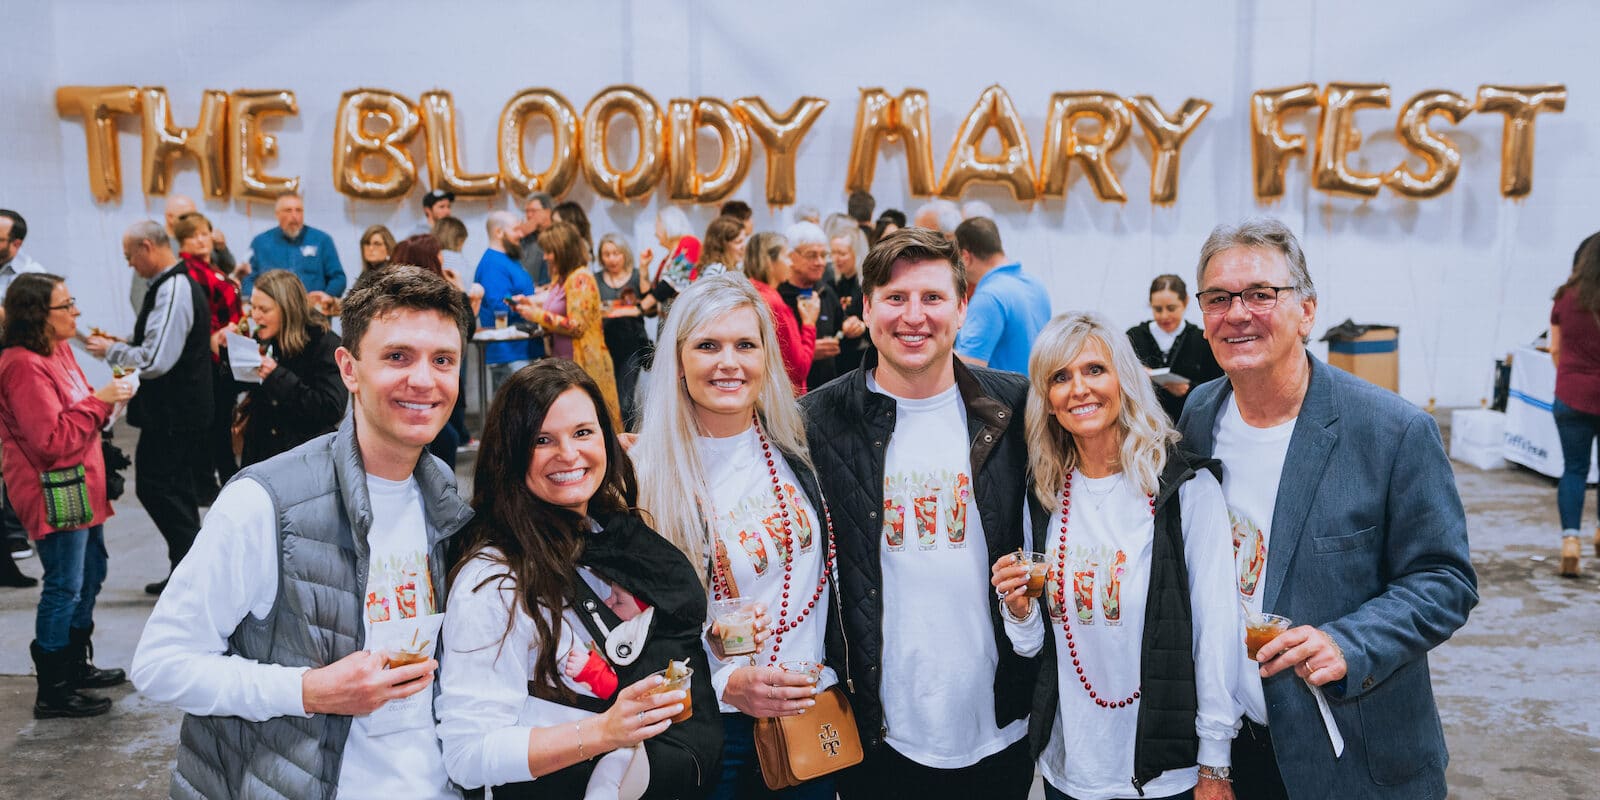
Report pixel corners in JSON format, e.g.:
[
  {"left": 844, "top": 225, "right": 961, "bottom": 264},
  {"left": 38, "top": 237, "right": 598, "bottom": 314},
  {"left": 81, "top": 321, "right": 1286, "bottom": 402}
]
[{"left": 131, "top": 266, "right": 475, "bottom": 799}]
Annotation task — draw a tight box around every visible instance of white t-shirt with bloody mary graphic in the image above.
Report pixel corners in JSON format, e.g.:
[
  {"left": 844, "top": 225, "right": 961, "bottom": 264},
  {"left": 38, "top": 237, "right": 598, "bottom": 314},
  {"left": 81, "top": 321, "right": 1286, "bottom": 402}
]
[
  {"left": 868, "top": 374, "right": 1026, "bottom": 767},
  {"left": 1213, "top": 395, "right": 1295, "bottom": 726},
  {"left": 339, "top": 473, "right": 452, "bottom": 796},
  {"left": 1029, "top": 470, "right": 1240, "bottom": 800},
  {"left": 698, "top": 426, "right": 836, "bottom": 713}
]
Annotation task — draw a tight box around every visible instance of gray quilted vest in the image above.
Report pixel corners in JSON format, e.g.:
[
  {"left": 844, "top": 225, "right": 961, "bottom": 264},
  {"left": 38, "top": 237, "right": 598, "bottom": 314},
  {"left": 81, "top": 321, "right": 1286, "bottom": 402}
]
[{"left": 169, "top": 412, "right": 473, "bottom": 799}]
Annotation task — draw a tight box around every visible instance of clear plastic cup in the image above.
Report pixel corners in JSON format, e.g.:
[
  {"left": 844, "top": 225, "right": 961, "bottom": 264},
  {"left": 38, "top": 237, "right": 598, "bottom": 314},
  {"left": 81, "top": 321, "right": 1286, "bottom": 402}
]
[
  {"left": 712, "top": 598, "right": 759, "bottom": 656},
  {"left": 649, "top": 663, "right": 694, "bottom": 724},
  {"left": 1015, "top": 551, "right": 1049, "bottom": 598},
  {"left": 1245, "top": 613, "right": 1293, "bottom": 660}
]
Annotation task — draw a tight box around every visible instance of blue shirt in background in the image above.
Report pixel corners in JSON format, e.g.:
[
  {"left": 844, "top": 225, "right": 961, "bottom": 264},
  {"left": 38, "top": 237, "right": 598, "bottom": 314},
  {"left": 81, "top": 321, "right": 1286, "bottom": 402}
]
[
  {"left": 954, "top": 262, "right": 1052, "bottom": 374},
  {"left": 245, "top": 226, "right": 346, "bottom": 297},
  {"left": 473, "top": 248, "right": 538, "bottom": 364}
]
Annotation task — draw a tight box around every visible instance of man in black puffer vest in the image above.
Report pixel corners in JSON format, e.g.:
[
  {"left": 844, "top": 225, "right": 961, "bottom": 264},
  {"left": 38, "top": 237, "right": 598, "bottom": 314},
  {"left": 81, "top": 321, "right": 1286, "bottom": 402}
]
[
  {"left": 801, "top": 228, "right": 1039, "bottom": 800},
  {"left": 87, "top": 221, "right": 212, "bottom": 595}
]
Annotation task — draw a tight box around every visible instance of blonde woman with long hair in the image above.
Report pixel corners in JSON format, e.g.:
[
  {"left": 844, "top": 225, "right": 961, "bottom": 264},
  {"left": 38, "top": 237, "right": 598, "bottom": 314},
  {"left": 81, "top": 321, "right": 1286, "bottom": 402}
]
[
  {"left": 633, "top": 273, "right": 846, "bottom": 799},
  {"left": 988, "top": 312, "right": 1241, "bottom": 800}
]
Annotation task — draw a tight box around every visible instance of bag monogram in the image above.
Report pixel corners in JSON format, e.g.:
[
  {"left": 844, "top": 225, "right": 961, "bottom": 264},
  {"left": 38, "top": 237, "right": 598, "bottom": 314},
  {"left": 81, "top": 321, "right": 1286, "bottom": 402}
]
[{"left": 752, "top": 685, "right": 864, "bottom": 789}]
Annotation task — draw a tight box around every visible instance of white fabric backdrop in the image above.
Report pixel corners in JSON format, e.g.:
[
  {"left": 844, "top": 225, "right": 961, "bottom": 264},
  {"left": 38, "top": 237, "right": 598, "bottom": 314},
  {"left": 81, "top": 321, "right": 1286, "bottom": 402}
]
[{"left": 2, "top": 0, "right": 1596, "bottom": 405}]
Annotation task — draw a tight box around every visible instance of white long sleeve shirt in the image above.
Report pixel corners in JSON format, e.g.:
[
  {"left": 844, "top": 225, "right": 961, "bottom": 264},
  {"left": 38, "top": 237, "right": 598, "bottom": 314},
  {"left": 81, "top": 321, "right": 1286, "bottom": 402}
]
[
  {"left": 106, "top": 261, "right": 196, "bottom": 380},
  {"left": 130, "top": 475, "right": 455, "bottom": 800},
  {"left": 436, "top": 550, "right": 634, "bottom": 792},
  {"left": 1004, "top": 469, "right": 1241, "bottom": 800}
]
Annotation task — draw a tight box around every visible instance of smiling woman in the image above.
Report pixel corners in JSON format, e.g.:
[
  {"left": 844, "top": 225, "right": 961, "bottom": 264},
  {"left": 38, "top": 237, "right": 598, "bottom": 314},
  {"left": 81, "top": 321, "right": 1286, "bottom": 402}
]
[
  {"left": 437, "top": 359, "right": 720, "bottom": 799},
  {"left": 989, "top": 310, "right": 1243, "bottom": 800}
]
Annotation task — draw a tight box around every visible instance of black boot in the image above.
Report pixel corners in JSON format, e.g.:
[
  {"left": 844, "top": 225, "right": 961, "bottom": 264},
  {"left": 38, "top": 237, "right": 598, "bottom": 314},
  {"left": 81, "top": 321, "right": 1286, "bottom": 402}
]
[
  {"left": 0, "top": 549, "right": 37, "bottom": 588},
  {"left": 67, "top": 625, "right": 127, "bottom": 688},
  {"left": 30, "top": 641, "right": 112, "bottom": 719}
]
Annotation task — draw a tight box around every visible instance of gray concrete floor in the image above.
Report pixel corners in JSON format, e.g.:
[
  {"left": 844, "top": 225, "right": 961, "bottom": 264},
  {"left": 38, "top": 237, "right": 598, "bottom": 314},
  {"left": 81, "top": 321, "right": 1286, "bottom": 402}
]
[{"left": 1, "top": 416, "right": 1597, "bottom": 799}]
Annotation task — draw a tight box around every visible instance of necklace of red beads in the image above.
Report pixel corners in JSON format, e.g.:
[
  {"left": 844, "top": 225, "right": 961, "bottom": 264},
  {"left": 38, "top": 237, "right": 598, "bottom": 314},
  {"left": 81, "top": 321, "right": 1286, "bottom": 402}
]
[
  {"left": 1052, "top": 470, "right": 1156, "bottom": 709},
  {"left": 709, "top": 414, "right": 835, "bottom": 664}
]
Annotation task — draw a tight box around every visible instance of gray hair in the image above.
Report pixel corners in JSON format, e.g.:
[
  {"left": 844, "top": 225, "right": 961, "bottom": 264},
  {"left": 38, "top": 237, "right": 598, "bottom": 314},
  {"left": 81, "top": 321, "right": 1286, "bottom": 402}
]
[
  {"left": 525, "top": 192, "right": 554, "bottom": 211},
  {"left": 124, "top": 220, "right": 175, "bottom": 251},
  {"left": 793, "top": 205, "right": 820, "bottom": 224},
  {"left": 486, "top": 210, "right": 519, "bottom": 239},
  {"left": 785, "top": 221, "right": 829, "bottom": 249},
  {"left": 961, "top": 199, "right": 996, "bottom": 220},
  {"left": 913, "top": 199, "right": 962, "bottom": 232},
  {"left": 1196, "top": 218, "right": 1317, "bottom": 302},
  {"left": 657, "top": 205, "right": 695, "bottom": 240},
  {"left": 822, "top": 213, "right": 857, "bottom": 241},
  {"left": 1026, "top": 311, "right": 1178, "bottom": 504}
]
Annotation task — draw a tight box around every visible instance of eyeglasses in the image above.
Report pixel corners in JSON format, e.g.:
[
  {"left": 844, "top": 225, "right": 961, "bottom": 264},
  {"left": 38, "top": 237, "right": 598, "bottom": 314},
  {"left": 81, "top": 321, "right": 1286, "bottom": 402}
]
[
  {"left": 1196, "top": 286, "right": 1296, "bottom": 316},
  {"left": 48, "top": 298, "right": 78, "bottom": 311}
]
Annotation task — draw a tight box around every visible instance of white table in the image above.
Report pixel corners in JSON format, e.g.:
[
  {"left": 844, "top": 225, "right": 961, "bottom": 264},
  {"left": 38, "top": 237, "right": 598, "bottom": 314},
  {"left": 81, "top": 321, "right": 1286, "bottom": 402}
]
[
  {"left": 1503, "top": 345, "right": 1598, "bottom": 481},
  {"left": 471, "top": 328, "right": 535, "bottom": 423}
]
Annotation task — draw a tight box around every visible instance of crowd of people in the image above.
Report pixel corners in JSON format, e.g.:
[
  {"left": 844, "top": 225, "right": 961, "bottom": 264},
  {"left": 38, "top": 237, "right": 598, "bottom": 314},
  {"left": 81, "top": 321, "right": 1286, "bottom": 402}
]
[{"left": 0, "top": 187, "right": 1489, "bottom": 800}]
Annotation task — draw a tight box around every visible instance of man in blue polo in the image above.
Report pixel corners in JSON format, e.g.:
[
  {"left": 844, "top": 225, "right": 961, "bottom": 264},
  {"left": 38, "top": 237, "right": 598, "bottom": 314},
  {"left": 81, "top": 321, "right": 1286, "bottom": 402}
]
[
  {"left": 243, "top": 191, "right": 346, "bottom": 304},
  {"left": 952, "top": 217, "right": 1051, "bottom": 373}
]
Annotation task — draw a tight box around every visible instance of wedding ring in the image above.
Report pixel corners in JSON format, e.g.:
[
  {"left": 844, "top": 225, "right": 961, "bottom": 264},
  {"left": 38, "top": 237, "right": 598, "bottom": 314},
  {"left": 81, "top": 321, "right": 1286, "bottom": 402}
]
[{"left": 637, "top": 711, "right": 644, "bottom": 723}]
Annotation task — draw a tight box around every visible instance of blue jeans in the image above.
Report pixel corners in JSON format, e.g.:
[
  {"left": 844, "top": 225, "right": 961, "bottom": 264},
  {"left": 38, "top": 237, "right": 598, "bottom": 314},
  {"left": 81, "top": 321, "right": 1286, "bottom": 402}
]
[
  {"left": 1552, "top": 398, "right": 1600, "bottom": 531},
  {"left": 1043, "top": 781, "right": 1193, "bottom": 800},
  {"left": 34, "top": 526, "right": 107, "bottom": 652},
  {"left": 709, "top": 713, "right": 838, "bottom": 800}
]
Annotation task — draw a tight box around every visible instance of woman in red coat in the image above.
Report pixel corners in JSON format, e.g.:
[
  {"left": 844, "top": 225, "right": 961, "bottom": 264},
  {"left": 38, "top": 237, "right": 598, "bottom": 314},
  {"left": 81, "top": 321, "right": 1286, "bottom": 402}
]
[
  {"left": 743, "top": 232, "right": 819, "bottom": 394},
  {"left": 0, "top": 274, "right": 135, "bottom": 719}
]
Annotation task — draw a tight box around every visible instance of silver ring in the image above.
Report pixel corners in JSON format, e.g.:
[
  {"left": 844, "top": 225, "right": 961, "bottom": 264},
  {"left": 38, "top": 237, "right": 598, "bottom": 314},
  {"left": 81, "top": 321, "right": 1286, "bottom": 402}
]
[{"left": 637, "top": 711, "right": 644, "bottom": 723}]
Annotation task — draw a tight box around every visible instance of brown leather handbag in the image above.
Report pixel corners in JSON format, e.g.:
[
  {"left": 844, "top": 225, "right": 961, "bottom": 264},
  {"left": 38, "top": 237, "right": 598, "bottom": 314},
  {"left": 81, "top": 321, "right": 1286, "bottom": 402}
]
[{"left": 752, "top": 685, "right": 864, "bottom": 789}]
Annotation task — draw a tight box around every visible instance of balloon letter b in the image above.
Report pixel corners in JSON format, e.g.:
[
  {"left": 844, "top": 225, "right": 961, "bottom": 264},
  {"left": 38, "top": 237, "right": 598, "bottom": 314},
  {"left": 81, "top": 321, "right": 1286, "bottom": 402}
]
[{"left": 332, "top": 89, "right": 420, "bottom": 201}]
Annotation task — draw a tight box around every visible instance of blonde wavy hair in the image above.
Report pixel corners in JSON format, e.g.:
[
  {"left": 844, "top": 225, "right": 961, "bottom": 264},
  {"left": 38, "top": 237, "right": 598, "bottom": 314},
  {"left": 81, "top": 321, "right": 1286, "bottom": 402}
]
[
  {"left": 633, "top": 273, "right": 811, "bottom": 586},
  {"left": 1025, "top": 311, "right": 1179, "bottom": 508}
]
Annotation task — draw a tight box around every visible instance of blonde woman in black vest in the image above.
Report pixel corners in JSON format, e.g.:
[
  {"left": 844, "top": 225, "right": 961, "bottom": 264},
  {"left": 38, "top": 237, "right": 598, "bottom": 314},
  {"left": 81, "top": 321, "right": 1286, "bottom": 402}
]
[{"left": 991, "top": 312, "right": 1240, "bottom": 800}]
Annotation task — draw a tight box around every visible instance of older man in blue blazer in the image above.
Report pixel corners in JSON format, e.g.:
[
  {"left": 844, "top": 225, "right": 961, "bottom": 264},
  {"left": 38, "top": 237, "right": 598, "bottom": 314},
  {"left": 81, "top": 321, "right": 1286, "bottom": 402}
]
[{"left": 1177, "top": 218, "right": 1477, "bottom": 800}]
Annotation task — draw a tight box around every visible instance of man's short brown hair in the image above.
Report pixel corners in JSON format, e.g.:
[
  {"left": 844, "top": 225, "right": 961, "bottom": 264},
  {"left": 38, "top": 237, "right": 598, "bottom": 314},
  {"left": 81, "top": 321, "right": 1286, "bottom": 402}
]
[
  {"left": 860, "top": 227, "right": 966, "bottom": 299},
  {"left": 340, "top": 265, "right": 470, "bottom": 357}
]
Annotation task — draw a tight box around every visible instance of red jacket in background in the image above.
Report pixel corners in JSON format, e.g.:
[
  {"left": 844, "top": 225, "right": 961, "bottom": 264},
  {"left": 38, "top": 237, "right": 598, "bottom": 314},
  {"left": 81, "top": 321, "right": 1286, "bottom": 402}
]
[{"left": 0, "top": 341, "right": 114, "bottom": 539}]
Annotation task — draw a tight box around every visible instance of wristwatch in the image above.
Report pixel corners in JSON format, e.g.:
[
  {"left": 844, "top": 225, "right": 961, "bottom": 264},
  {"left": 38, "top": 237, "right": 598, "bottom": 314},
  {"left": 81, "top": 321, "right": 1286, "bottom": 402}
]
[{"left": 1198, "top": 765, "right": 1233, "bottom": 782}]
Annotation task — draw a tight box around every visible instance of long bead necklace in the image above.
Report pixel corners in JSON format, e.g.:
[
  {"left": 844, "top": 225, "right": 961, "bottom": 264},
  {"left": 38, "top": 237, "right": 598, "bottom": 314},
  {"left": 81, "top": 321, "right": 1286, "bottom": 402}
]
[
  {"left": 709, "top": 414, "right": 835, "bottom": 663},
  {"left": 1053, "top": 470, "right": 1155, "bottom": 709}
]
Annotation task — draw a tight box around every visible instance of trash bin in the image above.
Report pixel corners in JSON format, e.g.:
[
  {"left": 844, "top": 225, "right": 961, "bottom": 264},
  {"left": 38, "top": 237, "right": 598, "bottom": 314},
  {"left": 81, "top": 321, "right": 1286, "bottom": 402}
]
[{"left": 1321, "top": 319, "right": 1398, "bottom": 392}]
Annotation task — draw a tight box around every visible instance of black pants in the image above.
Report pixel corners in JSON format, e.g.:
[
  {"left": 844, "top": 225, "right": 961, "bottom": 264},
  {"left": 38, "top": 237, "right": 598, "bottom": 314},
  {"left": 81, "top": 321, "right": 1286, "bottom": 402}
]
[
  {"left": 1231, "top": 719, "right": 1290, "bottom": 800},
  {"left": 135, "top": 427, "right": 204, "bottom": 570},
  {"left": 206, "top": 366, "right": 240, "bottom": 491},
  {"left": 837, "top": 736, "right": 1033, "bottom": 800}
]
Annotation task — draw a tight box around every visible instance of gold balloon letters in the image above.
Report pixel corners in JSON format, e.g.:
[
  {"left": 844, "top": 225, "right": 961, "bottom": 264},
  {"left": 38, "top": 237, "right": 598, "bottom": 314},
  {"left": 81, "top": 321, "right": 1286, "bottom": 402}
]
[
  {"left": 229, "top": 89, "right": 301, "bottom": 201},
  {"left": 734, "top": 96, "right": 828, "bottom": 207},
  {"left": 937, "top": 85, "right": 1037, "bottom": 202},
  {"left": 139, "top": 88, "right": 230, "bottom": 198},
  {"left": 332, "top": 89, "right": 421, "bottom": 201},
  {"left": 55, "top": 86, "right": 140, "bottom": 203},
  {"left": 498, "top": 89, "right": 581, "bottom": 199},
  {"left": 55, "top": 81, "right": 1568, "bottom": 205},
  {"left": 1476, "top": 84, "right": 1568, "bottom": 198},
  {"left": 845, "top": 88, "right": 938, "bottom": 197}
]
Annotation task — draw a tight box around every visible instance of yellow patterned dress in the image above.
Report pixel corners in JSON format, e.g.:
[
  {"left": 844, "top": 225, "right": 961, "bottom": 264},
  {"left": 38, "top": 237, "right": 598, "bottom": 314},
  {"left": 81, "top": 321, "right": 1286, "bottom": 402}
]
[{"left": 525, "top": 269, "right": 623, "bottom": 428}]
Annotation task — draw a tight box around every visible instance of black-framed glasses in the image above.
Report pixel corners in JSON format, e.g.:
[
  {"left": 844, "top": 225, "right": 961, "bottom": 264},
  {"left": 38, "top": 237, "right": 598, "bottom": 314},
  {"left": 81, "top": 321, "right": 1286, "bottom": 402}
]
[
  {"left": 1196, "top": 286, "right": 1296, "bottom": 316},
  {"left": 48, "top": 298, "right": 78, "bottom": 311}
]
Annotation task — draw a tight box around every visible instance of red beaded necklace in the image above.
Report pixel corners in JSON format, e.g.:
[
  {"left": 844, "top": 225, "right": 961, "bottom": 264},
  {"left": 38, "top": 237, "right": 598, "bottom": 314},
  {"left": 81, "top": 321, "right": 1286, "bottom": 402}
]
[
  {"left": 1052, "top": 470, "right": 1156, "bottom": 709},
  {"left": 709, "top": 415, "right": 836, "bottom": 663}
]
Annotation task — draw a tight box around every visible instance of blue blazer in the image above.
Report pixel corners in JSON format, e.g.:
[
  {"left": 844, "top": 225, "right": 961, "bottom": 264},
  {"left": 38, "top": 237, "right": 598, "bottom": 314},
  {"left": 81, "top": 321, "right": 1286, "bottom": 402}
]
[{"left": 1178, "top": 354, "right": 1478, "bottom": 800}]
